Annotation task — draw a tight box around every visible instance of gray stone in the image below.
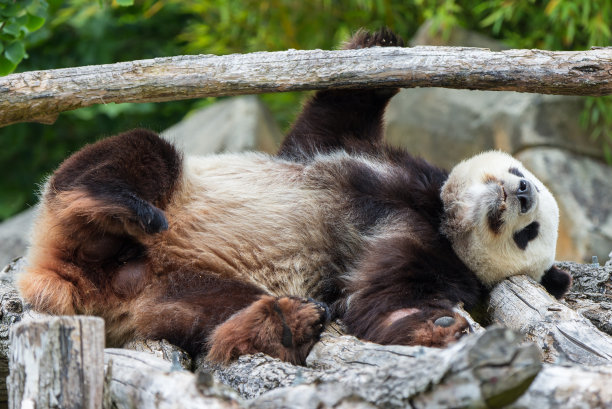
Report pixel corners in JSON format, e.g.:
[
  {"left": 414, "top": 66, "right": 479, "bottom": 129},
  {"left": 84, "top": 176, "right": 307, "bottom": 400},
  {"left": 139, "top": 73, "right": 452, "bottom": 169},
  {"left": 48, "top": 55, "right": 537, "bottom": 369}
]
[
  {"left": 410, "top": 19, "right": 509, "bottom": 51},
  {"left": 386, "top": 21, "right": 604, "bottom": 169},
  {"left": 162, "top": 95, "right": 283, "bottom": 155},
  {"left": 385, "top": 89, "right": 602, "bottom": 170},
  {"left": 517, "top": 148, "right": 612, "bottom": 263},
  {"left": 0, "top": 208, "right": 36, "bottom": 267}
]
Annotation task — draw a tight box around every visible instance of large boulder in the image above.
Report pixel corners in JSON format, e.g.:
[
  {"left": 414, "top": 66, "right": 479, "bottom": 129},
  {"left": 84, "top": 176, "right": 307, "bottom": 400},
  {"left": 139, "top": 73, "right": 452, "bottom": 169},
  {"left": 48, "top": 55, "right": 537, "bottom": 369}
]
[
  {"left": 385, "top": 90, "right": 602, "bottom": 170},
  {"left": 162, "top": 95, "right": 283, "bottom": 155}
]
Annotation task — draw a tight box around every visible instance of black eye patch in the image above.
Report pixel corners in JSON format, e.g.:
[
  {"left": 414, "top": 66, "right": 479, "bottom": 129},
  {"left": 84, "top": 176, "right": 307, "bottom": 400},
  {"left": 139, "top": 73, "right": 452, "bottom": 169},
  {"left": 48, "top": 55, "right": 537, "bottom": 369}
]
[
  {"left": 508, "top": 167, "right": 524, "bottom": 178},
  {"left": 513, "top": 222, "right": 540, "bottom": 250}
]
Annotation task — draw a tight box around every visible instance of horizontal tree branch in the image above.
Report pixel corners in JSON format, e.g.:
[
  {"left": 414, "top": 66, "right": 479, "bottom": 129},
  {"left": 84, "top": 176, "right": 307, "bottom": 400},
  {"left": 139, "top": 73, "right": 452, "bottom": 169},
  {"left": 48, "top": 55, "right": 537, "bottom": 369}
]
[{"left": 1, "top": 46, "right": 611, "bottom": 127}]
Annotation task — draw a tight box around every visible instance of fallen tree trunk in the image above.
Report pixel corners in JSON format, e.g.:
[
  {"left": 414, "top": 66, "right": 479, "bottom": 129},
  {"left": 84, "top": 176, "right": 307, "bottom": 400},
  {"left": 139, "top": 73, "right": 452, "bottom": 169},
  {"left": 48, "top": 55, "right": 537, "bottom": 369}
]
[
  {"left": 204, "top": 328, "right": 542, "bottom": 408},
  {"left": 508, "top": 364, "right": 612, "bottom": 409},
  {"left": 557, "top": 261, "right": 612, "bottom": 336},
  {"left": 104, "top": 348, "right": 241, "bottom": 409},
  {"left": 2, "top": 259, "right": 612, "bottom": 408},
  {"left": 489, "top": 274, "right": 612, "bottom": 365},
  {"left": 1, "top": 46, "right": 611, "bottom": 126}
]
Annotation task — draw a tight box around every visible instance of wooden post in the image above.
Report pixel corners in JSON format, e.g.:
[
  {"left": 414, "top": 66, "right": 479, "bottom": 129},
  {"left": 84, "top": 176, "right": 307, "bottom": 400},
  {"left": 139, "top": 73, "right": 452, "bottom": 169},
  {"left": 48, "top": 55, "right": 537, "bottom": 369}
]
[{"left": 7, "top": 316, "right": 105, "bottom": 409}]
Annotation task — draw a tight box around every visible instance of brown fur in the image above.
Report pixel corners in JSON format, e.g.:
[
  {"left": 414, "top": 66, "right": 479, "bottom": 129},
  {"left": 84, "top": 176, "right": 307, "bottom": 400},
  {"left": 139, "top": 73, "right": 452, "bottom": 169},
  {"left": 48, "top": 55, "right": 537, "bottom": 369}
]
[{"left": 207, "top": 296, "right": 327, "bottom": 364}]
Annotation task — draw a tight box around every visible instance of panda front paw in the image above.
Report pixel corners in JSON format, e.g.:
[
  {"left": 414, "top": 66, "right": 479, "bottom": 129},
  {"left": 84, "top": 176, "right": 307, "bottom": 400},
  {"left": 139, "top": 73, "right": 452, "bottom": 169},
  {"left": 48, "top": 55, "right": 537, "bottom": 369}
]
[
  {"left": 206, "top": 295, "right": 330, "bottom": 365},
  {"left": 135, "top": 202, "right": 168, "bottom": 234},
  {"left": 540, "top": 265, "right": 572, "bottom": 299}
]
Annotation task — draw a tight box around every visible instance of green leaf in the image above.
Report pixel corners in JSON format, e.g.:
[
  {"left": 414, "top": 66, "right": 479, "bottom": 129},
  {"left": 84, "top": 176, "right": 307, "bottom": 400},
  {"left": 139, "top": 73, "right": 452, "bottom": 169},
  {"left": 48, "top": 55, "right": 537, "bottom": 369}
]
[
  {"left": 2, "top": 22, "right": 22, "bottom": 37},
  {"left": 25, "top": 14, "right": 46, "bottom": 32},
  {"left": 0, "top": 55, "right": 16, "bottom": 76},
  {"left": 0, "top": 4, "right": 21, "bottom": 17},
  {"left": 115, "top": 0, "right": 134, "bottom": 6},
  {"left": 4, "top": 41, "right": 25, "bottom": 65},
  {"left": 26, "top": 0, "right": 48, "bottom": 18}
]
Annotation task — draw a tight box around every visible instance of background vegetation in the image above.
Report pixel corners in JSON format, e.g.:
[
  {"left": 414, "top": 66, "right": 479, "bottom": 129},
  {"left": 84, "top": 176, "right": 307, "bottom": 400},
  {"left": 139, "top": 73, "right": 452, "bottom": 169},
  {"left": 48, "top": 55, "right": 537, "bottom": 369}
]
[{"left": 1, "top": 0, "right": 611, "bottom": 220}]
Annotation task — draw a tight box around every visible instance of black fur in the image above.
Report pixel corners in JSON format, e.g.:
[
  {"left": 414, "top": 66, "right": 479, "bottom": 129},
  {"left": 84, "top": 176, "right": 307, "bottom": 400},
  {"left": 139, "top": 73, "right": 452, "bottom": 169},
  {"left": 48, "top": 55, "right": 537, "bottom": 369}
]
[
  {"left": 513, "top": 221, "right": 540, "bottom": 250},
  {"left": 540, "top": 266, "right": 572, "bottom": 299},
  {"left": 508, "top": 167, "right": 524, "bottom": 178}
]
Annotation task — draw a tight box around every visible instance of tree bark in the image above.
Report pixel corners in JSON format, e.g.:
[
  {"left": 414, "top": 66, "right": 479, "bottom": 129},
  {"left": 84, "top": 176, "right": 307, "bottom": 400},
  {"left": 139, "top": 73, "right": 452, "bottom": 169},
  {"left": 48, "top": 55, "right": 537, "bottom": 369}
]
[
  {"left": 104, "top": 348, "right": 241, "bottom": 409},
  {"left": 241, "top": 327, "right": 543, "bottom": 408},
  {"left": 489, "top": 274, "right": 612, "bottom": 365},
  {"left": 1, "top": 46, "right": 611, "bottom": 127},
  {"left": 7, "top": 316, "right": 105, "bottom": 409},
  {"left": 508, "top": 364, "right": 612, "bottom": 409},
  {"left": 556, "top": 261, "right": 612, "bottom": 336},
  {"left": 2, "top": 259, "right": 612, "bottom": 408}
]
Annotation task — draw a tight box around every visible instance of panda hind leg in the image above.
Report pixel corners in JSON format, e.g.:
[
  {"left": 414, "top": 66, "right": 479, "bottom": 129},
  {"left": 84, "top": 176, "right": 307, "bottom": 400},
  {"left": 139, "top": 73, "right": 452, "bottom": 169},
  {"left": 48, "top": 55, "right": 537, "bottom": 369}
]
[
  {"left": 207, "top": 296, "right": 330, "bottom": 365},
  {"left": 20, "top": 130, "right": 181, "bottom": 315},
  {"left": 45, "top": 129, "right": 182, "bottom": 240},
  {"left": 277, "top": 28, "right": 405, "bottom": 161}
]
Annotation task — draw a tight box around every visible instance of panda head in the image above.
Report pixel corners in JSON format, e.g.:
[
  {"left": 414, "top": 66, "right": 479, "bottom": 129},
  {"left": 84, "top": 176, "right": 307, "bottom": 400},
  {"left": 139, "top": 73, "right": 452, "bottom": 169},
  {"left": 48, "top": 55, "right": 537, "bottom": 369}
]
[{"left": 440, "top": 151, "right": 560, "bottom": 287}]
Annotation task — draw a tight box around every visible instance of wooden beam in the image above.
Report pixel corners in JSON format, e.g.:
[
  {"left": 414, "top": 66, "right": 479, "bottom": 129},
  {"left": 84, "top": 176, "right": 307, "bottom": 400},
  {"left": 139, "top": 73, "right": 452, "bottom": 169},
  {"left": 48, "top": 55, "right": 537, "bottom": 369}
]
[{"left": 1, "top": 46, "right": 611, "bottom": 127}]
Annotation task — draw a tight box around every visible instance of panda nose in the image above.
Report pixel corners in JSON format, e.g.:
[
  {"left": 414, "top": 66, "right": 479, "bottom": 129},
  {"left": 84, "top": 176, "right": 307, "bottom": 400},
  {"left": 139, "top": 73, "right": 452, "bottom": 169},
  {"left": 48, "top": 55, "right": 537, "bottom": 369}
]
[{"left": 516, "top": 179, "right": 534, "bottom": 213}]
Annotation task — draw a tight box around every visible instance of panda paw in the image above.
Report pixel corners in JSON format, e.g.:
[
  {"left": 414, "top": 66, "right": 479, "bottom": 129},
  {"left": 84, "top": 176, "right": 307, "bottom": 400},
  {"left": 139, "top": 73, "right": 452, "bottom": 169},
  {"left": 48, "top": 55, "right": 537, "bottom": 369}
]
[
  {"left": 134, "top": 201, "right": 168, "bottom": 234},
  {"left": 343, "top": 27, "right": 405, "bottom": 50},
  {"left": 412, "top": 310, "right": 470, "bottom": 347},
  {"left": 373, "top": 307, "right": 470, "bottom": 347},
  {"left": 206, "top": 295, "right": 330, "bottom": 365},
  {"left": 540, "top": 265, "right": 572, "bottom": 299}
]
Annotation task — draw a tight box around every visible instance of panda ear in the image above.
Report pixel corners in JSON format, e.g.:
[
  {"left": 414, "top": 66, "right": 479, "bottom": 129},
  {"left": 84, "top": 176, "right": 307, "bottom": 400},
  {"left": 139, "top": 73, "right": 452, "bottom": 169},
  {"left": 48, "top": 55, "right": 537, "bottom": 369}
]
[{"left": 540, "top": 265, "right": 572, "bottom": 299}]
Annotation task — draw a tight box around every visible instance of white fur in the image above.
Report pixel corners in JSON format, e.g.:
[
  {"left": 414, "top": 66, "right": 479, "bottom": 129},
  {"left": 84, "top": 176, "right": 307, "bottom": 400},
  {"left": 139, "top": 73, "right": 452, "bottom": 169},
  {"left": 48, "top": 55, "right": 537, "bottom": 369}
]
[
  {"left": 441, "top": 151, "right": 559, "bottom": 285},
  {"left": 148, "top": 152, "right": 364, "bottom": 298}
]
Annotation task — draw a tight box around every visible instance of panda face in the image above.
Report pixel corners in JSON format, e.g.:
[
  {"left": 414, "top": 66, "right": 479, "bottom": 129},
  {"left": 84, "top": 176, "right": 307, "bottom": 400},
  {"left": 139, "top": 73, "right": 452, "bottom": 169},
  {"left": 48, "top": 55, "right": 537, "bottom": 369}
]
[{"left": 440, "top": 151, "right": 559, "bottom": 286}]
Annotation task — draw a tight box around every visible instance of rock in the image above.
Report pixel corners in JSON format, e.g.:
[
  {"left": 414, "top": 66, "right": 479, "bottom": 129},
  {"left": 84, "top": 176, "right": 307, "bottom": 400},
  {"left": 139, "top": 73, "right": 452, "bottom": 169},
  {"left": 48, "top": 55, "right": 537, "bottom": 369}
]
[
  {"left": 385, "top": 90, "right": 603, "bottom": 171},
  {"left": 0, "top": 208, "right": 36, "bottom": 268},
  {"left": 517, "top": 148, "right": 612, "bottom": 263},
  {"left": 410, "top": 19, "right": 509, "bottom": 50},
  {"left": 162, "top": 96, "right": 283, "bottom": 155}
]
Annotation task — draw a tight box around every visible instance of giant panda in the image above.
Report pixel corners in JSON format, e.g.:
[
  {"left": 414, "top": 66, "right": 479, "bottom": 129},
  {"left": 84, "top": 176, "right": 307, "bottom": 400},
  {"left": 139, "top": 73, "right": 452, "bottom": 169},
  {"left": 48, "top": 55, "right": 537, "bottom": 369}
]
[{"left": 17, "top": 29, "right": 571, "bottom": 365}]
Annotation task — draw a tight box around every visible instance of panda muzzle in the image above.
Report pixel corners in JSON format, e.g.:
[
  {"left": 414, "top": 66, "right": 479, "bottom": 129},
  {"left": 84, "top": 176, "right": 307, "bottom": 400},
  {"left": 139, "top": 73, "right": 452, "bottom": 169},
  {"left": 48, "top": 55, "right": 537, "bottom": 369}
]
[{"left": 516, "top": 179, "right": 535, "bottom": 213}]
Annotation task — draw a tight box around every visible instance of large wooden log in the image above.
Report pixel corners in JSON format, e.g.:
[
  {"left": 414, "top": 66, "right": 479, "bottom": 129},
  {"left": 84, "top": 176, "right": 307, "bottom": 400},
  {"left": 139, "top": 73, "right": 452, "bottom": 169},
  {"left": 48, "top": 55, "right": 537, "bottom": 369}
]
[
  {"left": 559, "top": 261, "right": 612, "bottom": 336},
  {"left": 509, "top": 364, "right": 612, "bottom": 409},
  {"left": 104, "top": 349, "right": 241, "bottom": 409},
  {"left": 203, "top": 327, "right": 542, "bottom": 408},
  {"left": 6, "top": 316, "right": 105, "bottom": 409},
  {"left": 2, "top": 259, "right": 612, "bottom": 408},
  {"left": 489, "top": 274, "right": 612, "bottom": 365},
  {"left": 1, "top": 46, "right": 611, "bottom": 126}
]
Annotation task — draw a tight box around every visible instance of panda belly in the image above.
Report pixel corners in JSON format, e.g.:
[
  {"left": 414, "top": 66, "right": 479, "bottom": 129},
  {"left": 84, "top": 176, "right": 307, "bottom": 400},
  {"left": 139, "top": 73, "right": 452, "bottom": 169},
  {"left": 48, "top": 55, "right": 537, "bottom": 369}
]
[{"left": 146, "top": 152, "right": 358, "bottom": 298}]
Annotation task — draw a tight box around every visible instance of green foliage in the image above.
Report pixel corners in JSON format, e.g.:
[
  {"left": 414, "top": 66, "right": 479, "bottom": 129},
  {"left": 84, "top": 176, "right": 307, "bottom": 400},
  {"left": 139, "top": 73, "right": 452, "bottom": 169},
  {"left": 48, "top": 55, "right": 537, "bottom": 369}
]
[
  {"left": 0, "top": 0, "right": 48, "bottom": 75},
  {"left": 0, "top": 0, "right": 611, "bottom": 221}
]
